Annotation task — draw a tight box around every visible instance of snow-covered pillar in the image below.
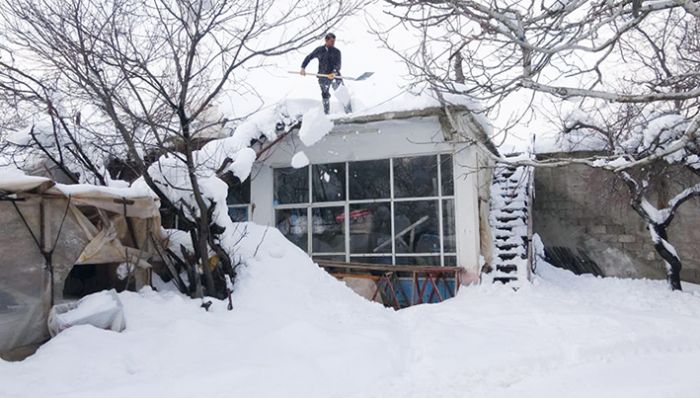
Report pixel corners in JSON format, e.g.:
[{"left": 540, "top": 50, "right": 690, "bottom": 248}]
[
  {"left": 453, "top": 145, "right": 481, "bottom": 284},
  {"left": 250, "top": 164, "right": 274, "bottom": 226}
]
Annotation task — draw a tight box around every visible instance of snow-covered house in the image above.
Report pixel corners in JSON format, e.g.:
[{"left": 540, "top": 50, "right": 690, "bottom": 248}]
[{"left": 227, "top": 104, "right": 501, "bottom": 285}]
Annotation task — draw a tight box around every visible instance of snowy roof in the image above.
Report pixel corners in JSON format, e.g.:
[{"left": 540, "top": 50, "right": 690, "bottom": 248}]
[
  {"left": 0, "top": 169, "right": 160, "bottom": 219},
  {"left": 331, "top": 104, "right": 499, "bottom": 155},
  {"left": 219, "top": 90, "right": 497, "bottom": 164},
  {"left": 332, "top": 105, "right": 458, "bottom": 125}
]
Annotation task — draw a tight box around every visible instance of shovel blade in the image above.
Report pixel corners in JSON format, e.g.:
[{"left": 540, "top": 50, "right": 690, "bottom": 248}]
[{"left": 352, "top": 72, "right": 374, "bottom": 81}]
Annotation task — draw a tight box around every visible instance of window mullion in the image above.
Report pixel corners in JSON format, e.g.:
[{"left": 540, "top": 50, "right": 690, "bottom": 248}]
[
  {"left": 274, "top": 203, "right": 309, "bottom": 210},
  {"left": 307, "top": 166, "right": 312, "bottom": 253},
  {"left": 310, "top": 201, "right": 346, "bottom": 208},
  {"left": 438, "top": 154, "right": 445, "bottom": 267},
  {"left": 347, "top": 198, "right": 391, "bottom": 205},
  {"left": 393, "top": 196, "right": 443, "bottom": 202},
  {"left": 344, "top": 162, "right": 350, "bottom": 263},
  {"left": 389, "top": 157, "right": 396, "bottom": 265}
]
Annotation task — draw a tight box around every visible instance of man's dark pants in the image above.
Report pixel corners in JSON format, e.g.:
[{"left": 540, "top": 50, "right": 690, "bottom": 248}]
[{"left": 318, "top": 77, "right": 352, "bottom": 114}]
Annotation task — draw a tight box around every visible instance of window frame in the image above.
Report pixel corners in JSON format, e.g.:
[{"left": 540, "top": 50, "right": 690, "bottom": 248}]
[
  {"left": 273, "top": 153, "right": 457, "bottom": 266},
  {"left": 227, "top": 203, "right": 251, "bottom": 222}
]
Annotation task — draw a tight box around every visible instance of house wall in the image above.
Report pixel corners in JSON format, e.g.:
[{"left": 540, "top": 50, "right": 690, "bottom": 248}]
[
  {"left": 475, "top": 151, "right": 495, "bottom": 270},
  {"left": 249, "top": 116, "right": 484, "bottom": 279},
  {"left": 533, "top": 162, "right": 700, "bottom": 283}
]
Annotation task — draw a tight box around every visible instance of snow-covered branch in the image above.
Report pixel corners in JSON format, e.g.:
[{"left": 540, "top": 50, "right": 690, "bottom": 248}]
[
  {"left": 519, "top": 80, "right": 700, "bottom": 103},
  {"left": 380, "top": 0, "right": 700, "bottom": 164}
]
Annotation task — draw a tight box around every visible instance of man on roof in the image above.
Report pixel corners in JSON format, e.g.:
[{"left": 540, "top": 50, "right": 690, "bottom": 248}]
[{"left": 300, "top": 33, "right": 352, "bottom": 115}]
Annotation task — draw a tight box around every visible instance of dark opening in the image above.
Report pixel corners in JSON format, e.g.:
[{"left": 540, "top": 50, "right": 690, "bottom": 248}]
[
  {"left": 63, "top": 264, "right": 130, "bottom": 299},
  {"left": 544, "top": 246, "right": 604, "bottom": 276}
]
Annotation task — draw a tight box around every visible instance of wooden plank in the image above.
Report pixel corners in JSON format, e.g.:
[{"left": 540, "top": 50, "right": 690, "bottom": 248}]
[
  {"left": 316, "top": 259, "right": 462, "bottom": 274},
  {"left": 329, "top": 272, "right": 380, "bottom": 281}
]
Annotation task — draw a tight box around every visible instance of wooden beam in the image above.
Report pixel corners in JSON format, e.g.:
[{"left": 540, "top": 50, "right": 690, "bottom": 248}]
[{"left": 316, "top": 259, "right": 462, "bottom": 274}]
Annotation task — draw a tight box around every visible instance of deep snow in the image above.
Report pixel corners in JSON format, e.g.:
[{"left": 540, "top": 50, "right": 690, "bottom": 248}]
[
  {"left": 2, "top": 224, "right": 700, "bottom": 398},
  {"left": 298, "top": 107, "right": 334, "bottom": 146}
]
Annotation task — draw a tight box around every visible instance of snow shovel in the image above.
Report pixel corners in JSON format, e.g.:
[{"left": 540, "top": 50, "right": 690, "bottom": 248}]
[{"left": 288, "top": 71, "right": 374, "bottom": 81}]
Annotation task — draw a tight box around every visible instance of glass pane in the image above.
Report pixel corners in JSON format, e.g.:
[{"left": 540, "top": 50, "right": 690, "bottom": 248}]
[
  {"left": 395, "top": 256, "right": 440, "bottom": 266},
  {"left": 349, "top": 203, "right": 392, "bottom": 254},
  {"left": 348, "top": 256, "right": 393, "bottom": 265},
  {"left": 440, "top": 154, "right": 454, "bottom": 196},
  {"left": 312, "top": 207, "right": 345, "bottom": 252},
  {"left": 444, "top": 256, "right": 457, "bottom": 266},
  {"left": 275, "top": 208, "right": 308, "bottom": 251},
  {"left": 227, "top": 176, "right": 251, "bottom": 205},
  {"left": 274, "top": 167, "right": 308, "bottom": 205},
  {"left": 349, "top": 159, "right": 390, "bottom": 200},
  {"left": 228, "top": 206, "right": 248, "bottom": 222},
  {"left": 313, "top": 163, "right": 345, "bottom": 202},
  {"left": 393, "top": 155, "right": 438, "bottom": 198},
  {"left": 394, "top": 200, "right": 440, "bottom": 254},
  {"left": 443, "top": 199, "right": 456, "bottom": 253}
]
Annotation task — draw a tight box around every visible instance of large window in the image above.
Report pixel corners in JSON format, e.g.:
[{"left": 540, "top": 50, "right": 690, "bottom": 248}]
[{"left": 273, "top": 154, "right": 456, "bottom": 266}]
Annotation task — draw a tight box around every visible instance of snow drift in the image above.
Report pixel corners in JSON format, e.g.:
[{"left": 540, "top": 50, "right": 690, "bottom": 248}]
[{"left": 2, "top": 223, "right": 700, "bottom": 398}]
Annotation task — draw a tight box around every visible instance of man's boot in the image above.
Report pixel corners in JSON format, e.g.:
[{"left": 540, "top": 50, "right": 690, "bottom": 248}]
[{"left": 322, "top": 97, "right": 330, "bottom": 114}]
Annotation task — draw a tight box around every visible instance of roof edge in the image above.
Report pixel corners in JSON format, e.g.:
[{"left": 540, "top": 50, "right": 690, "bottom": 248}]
[
  {"left": 331, "top": 105, "right": 499, "bottom": 157},
  {"left": 332, "top": 106, "right": 466, "bottom": 125}
]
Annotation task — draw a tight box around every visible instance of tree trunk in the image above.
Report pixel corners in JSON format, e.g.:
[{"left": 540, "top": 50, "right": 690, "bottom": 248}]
[
  {"left": 649, "top": 223, "right": 683, "bottom": 291},
  {"left": 180, "top": 113, "right": 219, "bottom": 298},
  {"left": 185, "top": 149, "right": 217, "bottom": 297}
]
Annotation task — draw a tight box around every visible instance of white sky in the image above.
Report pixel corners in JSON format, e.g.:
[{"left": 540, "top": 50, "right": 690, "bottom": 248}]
[{"left": 220, "top": 5, "right": 416, "bottom": 114}]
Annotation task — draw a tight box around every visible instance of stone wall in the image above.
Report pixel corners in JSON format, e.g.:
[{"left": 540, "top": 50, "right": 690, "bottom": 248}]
[{"left": 533, "top": 160, "right": 700, "bottom": 284}]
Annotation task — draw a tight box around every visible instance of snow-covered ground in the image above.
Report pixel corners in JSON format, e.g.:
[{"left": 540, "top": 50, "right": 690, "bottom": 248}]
[{"left": 2, "top": 225, "right": 700, "bottom": 398}]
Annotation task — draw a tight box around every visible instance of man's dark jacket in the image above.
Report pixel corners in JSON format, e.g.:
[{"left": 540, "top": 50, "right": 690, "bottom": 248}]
[{"left": 301, "top": 45, "right": 342, "bottom": 74}]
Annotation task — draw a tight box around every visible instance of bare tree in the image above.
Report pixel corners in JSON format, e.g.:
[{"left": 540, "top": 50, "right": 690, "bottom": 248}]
[
  {"left": 0, "top": 61, "right": 110, "bottom": 185},
  {"left": 379, "top": 1, "right": 700, "bottom": 289},
  {"left": 0, "top": 0, "right": 362, "bottom": 298}
]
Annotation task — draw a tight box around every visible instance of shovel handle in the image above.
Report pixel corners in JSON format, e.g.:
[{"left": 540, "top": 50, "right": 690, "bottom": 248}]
[{"left": 288, "top": 71, "right": 344, "bottom": 80}]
